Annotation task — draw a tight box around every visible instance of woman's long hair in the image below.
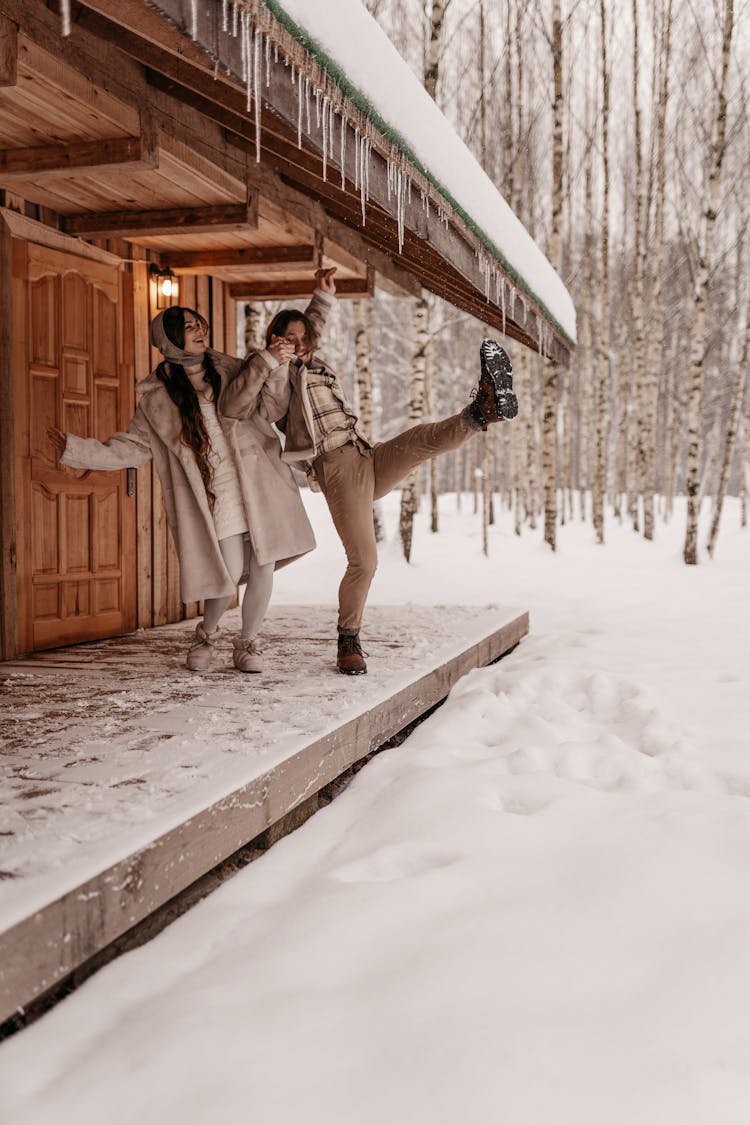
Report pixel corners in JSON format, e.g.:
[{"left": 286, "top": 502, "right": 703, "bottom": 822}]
[{"left": 154, "top": 307, "right": 222, "bottom": 512}]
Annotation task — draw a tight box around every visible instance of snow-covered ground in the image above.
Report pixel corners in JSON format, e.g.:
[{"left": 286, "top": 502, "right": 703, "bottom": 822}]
[{"left": 1, "top": 491, "right": 748, "bottom": 1124}]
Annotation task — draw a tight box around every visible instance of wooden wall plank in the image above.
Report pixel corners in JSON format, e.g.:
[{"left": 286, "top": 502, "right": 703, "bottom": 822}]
[
  {"left": 0, "top": 215, "right": 17, "bottom": 657},
  {"left": 131, "top": 260, "right": 153, "bottom": 629}
]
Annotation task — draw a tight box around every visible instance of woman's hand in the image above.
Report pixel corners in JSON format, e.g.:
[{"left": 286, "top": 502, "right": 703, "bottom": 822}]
[
  {"left": 267, "top": 335, "right": 296, "bottom": 366},
  {"left": 47, "top": 426, "right": 67, "bottom": 459},
  {"left": 315, "top": 266, "right": 337, "bottom": 295}
]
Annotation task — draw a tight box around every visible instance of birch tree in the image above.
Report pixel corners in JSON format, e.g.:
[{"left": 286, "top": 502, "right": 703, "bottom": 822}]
[
  {"left": 593, "top": 0, "right": 611, "bottom": 544},
  {"left": 642, "top": 0, "right": 673, "bottom": 540},
  {"left": 706, "top": 288, "right": 750, "bottom": 556},
  {"left": 542, "top": 0, "right": 564, "bottom": 552},
  {"left": 683, "top": 0, "right": 735, "bottom": 565}
]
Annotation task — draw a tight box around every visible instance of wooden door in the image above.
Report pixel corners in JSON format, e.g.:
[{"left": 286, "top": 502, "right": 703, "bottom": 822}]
[{"left": 13, "top": 240, "right": 136, "bottom": 653}]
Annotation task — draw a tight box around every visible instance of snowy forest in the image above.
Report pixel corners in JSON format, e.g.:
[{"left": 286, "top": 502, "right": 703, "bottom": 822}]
[{"left": 243, "top": 0, "right": 748, "bottom": 566}]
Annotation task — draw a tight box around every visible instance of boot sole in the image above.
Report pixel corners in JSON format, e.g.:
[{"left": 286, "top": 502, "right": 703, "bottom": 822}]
[
  {"left": 480, "top": 340, "right": 518, "bottom": 420},
  {"left": 338, "top": 666, "right": 367, "bottom": 675}
]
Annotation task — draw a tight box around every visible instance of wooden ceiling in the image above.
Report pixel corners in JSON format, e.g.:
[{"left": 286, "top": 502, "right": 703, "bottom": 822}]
[
  {"left": 0, "top": 0, "right": 572, "bottom": 360},
  {"left": 0, "top": 7, "right": 375, "bottom": 298}
]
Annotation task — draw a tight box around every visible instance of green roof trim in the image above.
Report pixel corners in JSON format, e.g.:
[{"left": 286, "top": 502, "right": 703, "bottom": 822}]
[{"left": 262, "top": 0, "right": 574, "bottom": 347}]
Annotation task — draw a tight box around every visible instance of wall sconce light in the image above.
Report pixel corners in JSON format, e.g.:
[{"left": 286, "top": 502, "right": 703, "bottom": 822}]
[{"left": 150, "top": 263, "right": 179, "bottom": 310}]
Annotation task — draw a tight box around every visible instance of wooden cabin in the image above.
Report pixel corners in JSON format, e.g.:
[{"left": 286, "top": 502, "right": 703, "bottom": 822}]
[{"left": 0, "top": 0, "right": 575, "bottom": 661}]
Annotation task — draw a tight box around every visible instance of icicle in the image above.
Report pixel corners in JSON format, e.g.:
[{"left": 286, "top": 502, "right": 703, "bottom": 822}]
[
  {"left": 321, "top": 95, "right": 329, "bottom": 181},
  {"left": 60, "top": 0, "right": 71, "bottom": 36},
  {"left": 360, "top": 138, "right": 368, "bottom": 224},
  {"left": 242, "top": 15, "right": 252, "bottom": 111},
  {"left": 291, "top": 64, "right": 296, "bottom": 86},
  {"left": 536, "top": 315, "right": 543, "bottom": 356},
  {"left": 222, "top": 0, "right": 229, "bottom": 34},
  {"left": 305, "top": 77, "right": 311, "bottom": 135},
  {"left": 354, "top": 127, "right": 360, "bottom": 191},
  {"left": 232, "top": 1, "right": 239, "bottom": 37},
  {"left": 329, "top": 101, "right": 335, "bottom": 162},
  {"left": 315, "top": 88, "right": 321, "bottom": 130},
  {"left": 265, "top": 32, "right": 271, "bottom": 86},
  {"left": 364, "top": 136, "right": 371, "bottom": 200},
  {"left": 407, "top": 177, "right": 412, "bottom": 205},
  {"left": 274, "top": 44, "right": 279, "bottom": 63},
  {"left": 501, "top": 280, "right": 506, "bottom": 336},
  {"left": 396, "top": 167, "right": 402, "bottom": 249},
  {"left": 240, "top": 11, "right": 247, "bottom": 83},
  {"left": 340, "top": 112, "right": 346, "bottom": 190},
  {"left": 253, "top": 28, "right": 262, "bottom": 160},
  {"left": 190, "top": 0, "right": 198, "bottom": 40},
  {"left": 297, "top": 70, "right": 304, "bottom": 147}
]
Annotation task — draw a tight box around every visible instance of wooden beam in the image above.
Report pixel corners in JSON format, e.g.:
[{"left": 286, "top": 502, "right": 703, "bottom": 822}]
[
  {"left": 61, "top": 199, "right": 259, "bottom": 239},
  {"left": 0, "top": 132, "right": 158, "bottom": 178},
  {"left": 168, "top": 244, "right": 317, "bottom": 272},
  {"left": 228, "top": 271, "right": 374, "bottom": 301},
  {"left": 0, "top": 11, "right": 17, "bottom": 86},
  {"left": 0, "top": 206, "right": 122, "bottom": 265}
]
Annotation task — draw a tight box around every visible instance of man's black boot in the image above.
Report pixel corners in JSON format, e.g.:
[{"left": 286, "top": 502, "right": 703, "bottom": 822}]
[{"left": 467, "top": 340, "right": 518, "bottom": 429}]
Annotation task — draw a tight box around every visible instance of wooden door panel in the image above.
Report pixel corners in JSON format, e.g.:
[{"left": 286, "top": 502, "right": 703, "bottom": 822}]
[
  {"left": 61, "top": 272, "right": 89, "bottom": 351},
  {"left": 29, "top": 275, "right": 57, "bottom": 367},
  {"left": 14, "top": 240, "right": 136, "bottom": 653},
  {"left": 95, "top": 381, "right": 119, "bottom": 439},
  {"left": 93, "top": 287, "right": 118, "bottom": 375},
  {"left": 31, "top": 484, "right": 58, "bottom": 573}
]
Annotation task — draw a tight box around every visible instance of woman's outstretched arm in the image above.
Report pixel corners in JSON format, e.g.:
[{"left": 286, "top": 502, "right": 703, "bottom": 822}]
[{"left": 47, "top": 412, "right": 153, "bottom": 471}]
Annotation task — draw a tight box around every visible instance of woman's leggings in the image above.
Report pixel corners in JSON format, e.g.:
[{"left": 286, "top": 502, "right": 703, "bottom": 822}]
[{"left": 202, "top": 534, "right": 275, "bottom": 638}]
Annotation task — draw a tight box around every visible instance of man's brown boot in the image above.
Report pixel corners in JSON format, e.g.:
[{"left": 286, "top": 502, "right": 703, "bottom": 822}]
[{"left": 337, "top": 630, "right": 367, "bottom": 675}]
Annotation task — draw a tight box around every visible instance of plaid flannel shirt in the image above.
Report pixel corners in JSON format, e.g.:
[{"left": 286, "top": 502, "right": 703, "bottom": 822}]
[{"left": 305, "top": 362, "right": 363, "bottom": 455}]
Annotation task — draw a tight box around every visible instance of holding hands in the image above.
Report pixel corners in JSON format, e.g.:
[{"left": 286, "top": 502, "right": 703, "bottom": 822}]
[{"left": 267, "top": 336, "right": 296, "bottom": 365}]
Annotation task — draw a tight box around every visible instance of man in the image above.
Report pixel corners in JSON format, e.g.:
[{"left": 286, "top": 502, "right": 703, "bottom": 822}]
[{"left": 225, "top": 268, "right": 517, "bottom": 675}]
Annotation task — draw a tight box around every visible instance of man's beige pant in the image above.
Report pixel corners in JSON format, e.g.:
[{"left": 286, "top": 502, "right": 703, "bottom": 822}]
[{"left": 313, "top": 412, "right": 475, "bottom": 632}]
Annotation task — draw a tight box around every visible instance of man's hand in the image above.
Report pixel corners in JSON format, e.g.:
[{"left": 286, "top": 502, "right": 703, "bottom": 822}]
[{"left": 315, "top": 266, "right": 337, "bottom": 296}]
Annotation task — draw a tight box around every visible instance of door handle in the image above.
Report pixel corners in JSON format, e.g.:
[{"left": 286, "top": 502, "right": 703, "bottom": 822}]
[{"left": 126, "top": 467, "right": 135, "bottom": 497}]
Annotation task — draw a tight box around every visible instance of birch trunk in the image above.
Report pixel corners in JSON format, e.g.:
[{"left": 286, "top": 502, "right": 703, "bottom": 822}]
[
  {"left": 593, "top": 0, "right": 611, "bottom": 544},
  {"left": 243, "top": 302, "right": 263, "bottom": 355},
  {"left": 354, "top": 299, "right": 384, "bottom": 542},
  {"left": 628, "top": 0, "right": 646, "bottom": 534},
  {"left": 706, "top": 291, "right": 750, "bottom": 556},
  {"left": 643, "top": 0, "right": 673, "bottom": 539},
  {"left": 683, "top": 0, "right": 734, "bottom": 564},
  {"left": 543, "top": 0, "right": 563, "bottom": 552},
  {"left": 399, "top": 293, "right": 428, "bottom": 562}
]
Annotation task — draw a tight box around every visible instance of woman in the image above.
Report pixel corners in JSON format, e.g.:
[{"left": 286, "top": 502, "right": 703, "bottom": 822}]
[{"left": 48, "top": 305, "right": 314, "bottom": 673}]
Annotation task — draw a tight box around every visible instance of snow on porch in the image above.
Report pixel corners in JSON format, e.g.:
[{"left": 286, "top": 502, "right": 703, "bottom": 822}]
[{"left": 0, "top": 602, "right": 527, "bottom": 1022}]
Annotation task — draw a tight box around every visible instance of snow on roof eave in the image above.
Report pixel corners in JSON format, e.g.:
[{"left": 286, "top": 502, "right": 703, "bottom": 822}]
[{"left": 263, "top": 0, "right": 577, "bottom": 349}]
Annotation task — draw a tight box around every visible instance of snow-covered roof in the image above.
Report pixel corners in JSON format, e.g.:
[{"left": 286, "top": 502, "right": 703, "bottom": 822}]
[{"left": 265, "top": 0, "right": 577, "bottom": 346}]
